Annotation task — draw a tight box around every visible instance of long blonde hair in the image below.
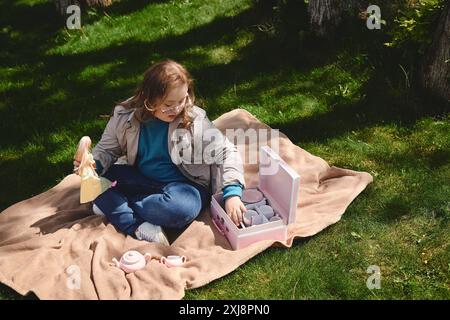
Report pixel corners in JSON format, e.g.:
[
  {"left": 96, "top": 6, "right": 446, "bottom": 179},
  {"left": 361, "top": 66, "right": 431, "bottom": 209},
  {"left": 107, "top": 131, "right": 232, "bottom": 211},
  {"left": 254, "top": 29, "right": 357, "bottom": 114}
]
[{"left": 121, "top": 59, "right": 197, "bottom": 128}]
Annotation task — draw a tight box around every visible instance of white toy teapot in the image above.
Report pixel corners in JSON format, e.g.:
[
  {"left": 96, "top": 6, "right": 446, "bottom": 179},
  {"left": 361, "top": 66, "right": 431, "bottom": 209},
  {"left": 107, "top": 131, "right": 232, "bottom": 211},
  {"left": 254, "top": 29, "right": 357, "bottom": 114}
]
[{"left": 113, "top": 250, "right": 152, "bottom": 273}]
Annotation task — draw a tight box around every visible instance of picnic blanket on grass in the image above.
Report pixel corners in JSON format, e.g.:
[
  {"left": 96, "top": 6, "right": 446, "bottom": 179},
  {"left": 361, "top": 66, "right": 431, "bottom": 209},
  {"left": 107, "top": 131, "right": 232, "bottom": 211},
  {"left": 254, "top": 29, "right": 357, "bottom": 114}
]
[{"left": 0, "top": 109, "right": 373, "bottom": 299}]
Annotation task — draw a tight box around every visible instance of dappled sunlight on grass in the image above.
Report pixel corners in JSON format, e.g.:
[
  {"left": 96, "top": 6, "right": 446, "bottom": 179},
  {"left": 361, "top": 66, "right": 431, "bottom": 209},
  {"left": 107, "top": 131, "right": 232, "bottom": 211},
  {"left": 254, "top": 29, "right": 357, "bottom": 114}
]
[
  {"left": 47, "top": 0, "right": 253, "bottom": 55},
  {"left": 76, "top": 61, "right": 124, "bottom": 81}
]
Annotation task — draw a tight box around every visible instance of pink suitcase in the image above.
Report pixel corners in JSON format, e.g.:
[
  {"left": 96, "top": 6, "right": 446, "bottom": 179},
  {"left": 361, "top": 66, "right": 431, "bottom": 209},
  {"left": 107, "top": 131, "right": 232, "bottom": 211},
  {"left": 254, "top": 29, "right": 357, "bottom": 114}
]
[{"left": 210, "top": 146, "right": 300, "bottom": 250}]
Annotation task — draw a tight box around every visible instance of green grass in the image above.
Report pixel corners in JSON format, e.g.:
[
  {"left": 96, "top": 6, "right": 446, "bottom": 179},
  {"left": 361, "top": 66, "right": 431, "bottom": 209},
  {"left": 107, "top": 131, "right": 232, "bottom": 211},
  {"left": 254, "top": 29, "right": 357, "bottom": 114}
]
[{"left": 0, "top": 0, "right": 449, "bottom": 299}]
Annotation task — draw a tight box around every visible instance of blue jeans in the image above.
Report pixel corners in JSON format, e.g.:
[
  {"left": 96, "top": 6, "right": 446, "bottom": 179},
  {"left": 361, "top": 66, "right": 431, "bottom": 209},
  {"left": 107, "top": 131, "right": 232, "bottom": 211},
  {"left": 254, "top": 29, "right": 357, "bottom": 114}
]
[{"left": 93, "top": 164, "right": 210, "bottom": 236}]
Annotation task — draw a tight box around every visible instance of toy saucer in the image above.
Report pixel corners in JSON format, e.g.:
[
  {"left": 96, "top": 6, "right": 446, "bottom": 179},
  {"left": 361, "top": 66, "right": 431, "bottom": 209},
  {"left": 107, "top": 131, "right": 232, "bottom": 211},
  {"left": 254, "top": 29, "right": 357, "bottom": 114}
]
[{"left": 241, "top": 188, "right": 264, "bottom": 204}]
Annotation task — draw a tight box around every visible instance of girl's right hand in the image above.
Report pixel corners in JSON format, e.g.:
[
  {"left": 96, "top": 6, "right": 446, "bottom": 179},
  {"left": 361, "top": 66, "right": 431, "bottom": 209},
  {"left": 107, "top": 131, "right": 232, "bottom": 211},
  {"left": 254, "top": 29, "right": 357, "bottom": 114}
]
[
  {"left": 73, "top": 158, "right": 97, "bottom": 175},
  {"left": 73, "top": 159, "right": 81, "bottom": 174},
  {"left": 224, "top": 196, "right": 247, "bottom": 226}
]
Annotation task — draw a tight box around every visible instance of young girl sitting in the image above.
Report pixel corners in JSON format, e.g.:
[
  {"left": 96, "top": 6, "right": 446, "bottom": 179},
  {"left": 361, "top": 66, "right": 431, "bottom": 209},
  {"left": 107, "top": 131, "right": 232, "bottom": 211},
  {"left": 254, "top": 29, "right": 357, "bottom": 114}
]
[{"left": 73, "top": 59, "right": 247, "bottom": 244}]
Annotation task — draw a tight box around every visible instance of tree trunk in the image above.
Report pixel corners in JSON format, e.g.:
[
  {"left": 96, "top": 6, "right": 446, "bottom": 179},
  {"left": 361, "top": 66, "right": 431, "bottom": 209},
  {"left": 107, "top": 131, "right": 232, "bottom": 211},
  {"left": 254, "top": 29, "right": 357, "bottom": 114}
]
[
  {"left": 54, "top": 0, "right": 81, "bottom": 16},
  {"left": 53, "top": 0, "right": 112, "bottom": 16},
  {"left": 307, "top": 0, "right": 343, "bottom": 36},
  {"left": 85, "top": 0, "right": 113, "bottom": 6},
  {"left": 419, "top": 3, "right": 450, "bottom": 102}
]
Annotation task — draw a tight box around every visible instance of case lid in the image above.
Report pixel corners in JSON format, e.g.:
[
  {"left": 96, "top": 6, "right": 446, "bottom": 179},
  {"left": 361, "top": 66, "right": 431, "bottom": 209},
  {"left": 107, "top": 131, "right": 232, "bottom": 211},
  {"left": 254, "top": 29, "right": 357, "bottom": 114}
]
[{"left": 258, "top": 146, "right": 300, "bottom": 224}]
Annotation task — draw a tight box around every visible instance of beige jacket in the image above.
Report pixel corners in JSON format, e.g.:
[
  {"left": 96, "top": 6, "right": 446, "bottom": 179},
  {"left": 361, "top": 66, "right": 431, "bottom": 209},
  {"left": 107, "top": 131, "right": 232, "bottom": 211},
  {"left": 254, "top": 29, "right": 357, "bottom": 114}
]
[{"left": 92, "top": 104, "right": 246, "bottom": 194}]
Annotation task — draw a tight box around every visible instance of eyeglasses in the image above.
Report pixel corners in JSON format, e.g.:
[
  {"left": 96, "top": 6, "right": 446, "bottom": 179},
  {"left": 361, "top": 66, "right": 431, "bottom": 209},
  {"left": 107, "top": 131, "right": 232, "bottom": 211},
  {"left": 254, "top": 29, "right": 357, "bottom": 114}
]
[
  {"left": 160, "top": 95, "right": 190, "bottom": 115},
  {"left": 145, "top": 95, "right": 192, "bottom": 115}
]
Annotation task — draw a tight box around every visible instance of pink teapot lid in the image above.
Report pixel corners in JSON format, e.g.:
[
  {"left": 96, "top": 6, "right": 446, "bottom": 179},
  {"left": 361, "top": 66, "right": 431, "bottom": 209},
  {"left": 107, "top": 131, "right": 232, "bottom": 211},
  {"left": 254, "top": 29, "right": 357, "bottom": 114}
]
[{"left": 121, "top": 251, "right": 143, "bottom": 265}]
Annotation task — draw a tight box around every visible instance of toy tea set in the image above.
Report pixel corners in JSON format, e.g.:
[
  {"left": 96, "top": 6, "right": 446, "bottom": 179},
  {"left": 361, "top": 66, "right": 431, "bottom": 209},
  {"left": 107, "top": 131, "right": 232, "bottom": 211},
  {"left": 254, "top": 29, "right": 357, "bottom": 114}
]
[
  {"left": 210, "top": 146, "right": 300, "bottom": 250},
  {"left": 113, "top": 250, "right": 187, "bottom": 273},
  {"left": 240, "top": 189, "right": 283, "bottom": 226}
]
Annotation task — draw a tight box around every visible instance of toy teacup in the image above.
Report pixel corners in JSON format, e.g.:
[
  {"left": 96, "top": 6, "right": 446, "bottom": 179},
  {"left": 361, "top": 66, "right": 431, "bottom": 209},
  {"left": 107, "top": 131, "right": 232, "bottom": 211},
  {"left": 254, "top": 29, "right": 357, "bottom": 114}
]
[
  {"left": 161, "top": 255, "right": 186, "bottom": 268},
  {"left": 269, "top": 215, "right": 282, "bottom": 222},
  {"left": 256, "top": 205, "right": 274, "bottom": 220},
  {"left": 242, "top": 188, "right": 267, "bottom": 210},
  {"left": 251, "top": 213, "right": 269, "bottom": 225},
  {"left": 241, "top": 188, "right": 264, "bottom": 203},
  {"left": 243, "top": 210, "right": 258, "bottom": 227}
]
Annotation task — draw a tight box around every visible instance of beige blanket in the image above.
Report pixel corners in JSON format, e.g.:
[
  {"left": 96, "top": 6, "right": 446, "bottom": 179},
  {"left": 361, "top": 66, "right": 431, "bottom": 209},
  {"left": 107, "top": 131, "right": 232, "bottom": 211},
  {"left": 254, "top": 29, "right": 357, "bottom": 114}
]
[{"left": 0, "top": 109, "right": 373, "bottom": 299}]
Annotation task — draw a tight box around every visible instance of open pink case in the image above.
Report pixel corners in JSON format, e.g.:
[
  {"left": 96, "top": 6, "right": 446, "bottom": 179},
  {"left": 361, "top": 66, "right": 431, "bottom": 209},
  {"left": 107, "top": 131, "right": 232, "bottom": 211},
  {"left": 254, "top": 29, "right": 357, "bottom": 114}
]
[{"left": 210, "top": 146, "right": 300, "bottom": 250}]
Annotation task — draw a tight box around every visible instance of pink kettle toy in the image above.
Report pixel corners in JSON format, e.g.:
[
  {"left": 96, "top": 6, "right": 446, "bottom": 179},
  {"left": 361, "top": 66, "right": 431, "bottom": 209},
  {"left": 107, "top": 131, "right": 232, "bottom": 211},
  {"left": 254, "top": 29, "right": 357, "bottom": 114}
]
[
  {"left": 160, "top": 255, "right": 186, "bottom": 268},
  {"left": 113, "top": 250, "right": 152, "bottom": 273}
]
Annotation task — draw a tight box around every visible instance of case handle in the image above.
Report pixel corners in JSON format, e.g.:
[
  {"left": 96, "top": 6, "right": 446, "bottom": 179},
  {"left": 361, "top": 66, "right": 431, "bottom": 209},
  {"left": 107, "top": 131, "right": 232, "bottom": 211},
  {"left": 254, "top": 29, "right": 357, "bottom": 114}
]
[{"left": 211, "top": 217, "right": 225, "bottom": 235}]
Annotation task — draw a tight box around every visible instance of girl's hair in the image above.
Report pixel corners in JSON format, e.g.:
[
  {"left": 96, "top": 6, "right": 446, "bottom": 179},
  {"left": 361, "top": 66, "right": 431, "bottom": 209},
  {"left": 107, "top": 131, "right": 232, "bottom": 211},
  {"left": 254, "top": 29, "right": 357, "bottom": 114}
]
[{"left": 120, "top": 59, "right": 197, "bottom": 128}]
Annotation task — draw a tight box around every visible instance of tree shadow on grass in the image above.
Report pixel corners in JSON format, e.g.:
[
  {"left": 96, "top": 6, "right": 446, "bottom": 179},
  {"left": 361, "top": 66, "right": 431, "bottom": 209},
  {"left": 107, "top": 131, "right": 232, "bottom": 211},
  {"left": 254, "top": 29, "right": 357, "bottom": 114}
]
[
  {"left": 0, "top": 1, "right": 341, "bottom": 148},
  {"left": 4, "top": 17, "right": 361, "bottom": 141},
  {"left": 0, "top": 27, "right": 357, "bottom": 222},
  {"left": 1, "top": 0, "right": 448, "bottom": 212}
]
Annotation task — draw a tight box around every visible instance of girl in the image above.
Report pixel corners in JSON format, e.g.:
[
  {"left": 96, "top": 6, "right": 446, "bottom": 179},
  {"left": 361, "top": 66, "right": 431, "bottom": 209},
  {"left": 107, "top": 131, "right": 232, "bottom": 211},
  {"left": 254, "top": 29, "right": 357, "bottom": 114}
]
[{"left": 73, "top": 60, "right": 247, "bottom": 244}]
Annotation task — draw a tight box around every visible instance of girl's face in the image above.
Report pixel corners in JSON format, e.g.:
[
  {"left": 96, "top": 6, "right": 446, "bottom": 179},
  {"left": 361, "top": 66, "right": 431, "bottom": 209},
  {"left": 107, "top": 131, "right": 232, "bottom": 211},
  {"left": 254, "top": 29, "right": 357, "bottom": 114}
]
[{"left": 153, "top": 84, "right": 189, "bottom": 122}]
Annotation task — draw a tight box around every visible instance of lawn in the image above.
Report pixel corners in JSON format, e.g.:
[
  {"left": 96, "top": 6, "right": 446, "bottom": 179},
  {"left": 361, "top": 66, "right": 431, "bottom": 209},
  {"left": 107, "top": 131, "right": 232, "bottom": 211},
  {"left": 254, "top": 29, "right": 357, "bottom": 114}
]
[{"left": 0, "top": 0, "right": 448, "bottom": 299}]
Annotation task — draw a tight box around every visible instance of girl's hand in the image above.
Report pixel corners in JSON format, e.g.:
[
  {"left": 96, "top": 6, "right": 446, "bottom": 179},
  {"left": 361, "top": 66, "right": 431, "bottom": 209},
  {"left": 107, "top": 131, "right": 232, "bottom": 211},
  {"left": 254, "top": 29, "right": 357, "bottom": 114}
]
[
  {"left": 73, "top": 158, "right": 96, "bottom": 175},
  {"left": 224, "top": 196, "right": 247, "bottom": 226},
  {"left": 73, "top": 159, "right": 81, "bottom": 174},
  {"left": 73, "top": 136, "right": 95, "bottom": 175}
]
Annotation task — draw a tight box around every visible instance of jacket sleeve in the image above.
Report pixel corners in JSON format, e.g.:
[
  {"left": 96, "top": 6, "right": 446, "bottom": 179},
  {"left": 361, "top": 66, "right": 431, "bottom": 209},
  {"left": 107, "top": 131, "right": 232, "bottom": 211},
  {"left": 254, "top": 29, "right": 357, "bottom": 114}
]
[
  {"left": 92, "top": 109, "right": 124, "bottom": 176},
  {"left": 201, "top": 116, "right": 246, "bottom": 191}
]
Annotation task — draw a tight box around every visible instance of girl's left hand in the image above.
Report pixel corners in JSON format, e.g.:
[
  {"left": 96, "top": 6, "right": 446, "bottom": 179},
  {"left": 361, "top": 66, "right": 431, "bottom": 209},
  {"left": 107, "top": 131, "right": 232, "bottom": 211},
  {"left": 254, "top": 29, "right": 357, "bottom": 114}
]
[{"left": 224, "top": 196, "right": 247, "bottom": 226}]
